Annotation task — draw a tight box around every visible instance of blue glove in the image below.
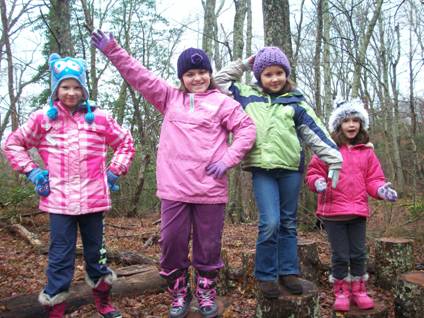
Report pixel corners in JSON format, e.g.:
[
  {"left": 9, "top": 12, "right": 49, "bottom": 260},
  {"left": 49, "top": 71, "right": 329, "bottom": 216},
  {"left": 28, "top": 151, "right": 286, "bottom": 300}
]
[
  {"left": 107, "top": 170, "right": 120, "bottom": 192},
  {"left": 26, "top": 168, "right": 50, "bottom": 197}
]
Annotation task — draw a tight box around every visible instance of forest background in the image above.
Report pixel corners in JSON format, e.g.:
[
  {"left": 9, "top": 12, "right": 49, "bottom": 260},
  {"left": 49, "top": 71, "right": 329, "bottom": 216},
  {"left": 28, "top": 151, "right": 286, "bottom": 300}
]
[{"left": 0, "top": 0, "right": 423, "bottom": 316}]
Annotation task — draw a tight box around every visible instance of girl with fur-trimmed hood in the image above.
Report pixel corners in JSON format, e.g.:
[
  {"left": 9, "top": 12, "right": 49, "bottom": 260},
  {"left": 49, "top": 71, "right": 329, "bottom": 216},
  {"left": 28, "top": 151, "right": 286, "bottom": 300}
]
[{"left": 305, "top": 99, "right": 397, "bottom": 312}]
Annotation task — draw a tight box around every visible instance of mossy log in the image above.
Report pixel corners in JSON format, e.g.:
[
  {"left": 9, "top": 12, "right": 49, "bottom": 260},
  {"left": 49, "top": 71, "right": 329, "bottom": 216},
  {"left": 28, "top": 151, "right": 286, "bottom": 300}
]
[
  {"left": 255, "top": 278, "right": 320, "bottom": 318},
  {"left": 394, "top": 271, "right": 424, "bottom": 318},
  {"left": 374, "top": 237, "right": 414, "bottom": 290}
]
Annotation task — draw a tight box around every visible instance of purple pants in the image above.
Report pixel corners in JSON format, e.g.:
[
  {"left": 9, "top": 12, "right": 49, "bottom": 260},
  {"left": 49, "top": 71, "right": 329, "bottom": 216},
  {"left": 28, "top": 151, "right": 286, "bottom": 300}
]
[{"left": 159, "top": 199, "right": 225, "bottom": 273}]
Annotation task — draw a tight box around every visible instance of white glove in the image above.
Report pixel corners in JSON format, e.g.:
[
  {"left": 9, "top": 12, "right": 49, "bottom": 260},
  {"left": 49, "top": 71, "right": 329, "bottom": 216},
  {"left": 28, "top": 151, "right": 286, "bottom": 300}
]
[
  {"left": 314, "top": 178, "right": 327, "bottom": 193},
  {"left": 328, "top": 167, "right": 340, "bottom": 189}
]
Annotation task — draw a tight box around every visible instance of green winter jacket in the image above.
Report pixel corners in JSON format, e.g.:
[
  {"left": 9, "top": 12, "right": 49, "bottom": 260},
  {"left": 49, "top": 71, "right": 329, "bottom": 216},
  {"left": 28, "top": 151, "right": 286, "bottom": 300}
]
[{"left": 214, "top": 60, "right": 342, "bottom": 172}]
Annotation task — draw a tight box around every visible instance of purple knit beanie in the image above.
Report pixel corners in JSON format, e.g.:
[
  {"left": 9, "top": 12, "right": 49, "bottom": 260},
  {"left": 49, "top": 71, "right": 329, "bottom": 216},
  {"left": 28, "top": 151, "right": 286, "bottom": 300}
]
[
  {"left": 177, "top": 48, "right": 213, "bottom": 79},
  {"left": 253, "top": 46, "right": 291, "bottom": 80}
]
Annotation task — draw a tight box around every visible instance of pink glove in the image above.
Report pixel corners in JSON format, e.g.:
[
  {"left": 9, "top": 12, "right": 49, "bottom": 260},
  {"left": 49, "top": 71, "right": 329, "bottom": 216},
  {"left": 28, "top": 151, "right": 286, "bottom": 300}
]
[
  {"left": 206, "top": 161, "right": 229, "bottom": 179},
  {"left": 91, "top": 29, "right": 114, "bottom": 53},
  {"left": 314, "top": 178, "right": 327, "bottom": 193},
  {"left": 377, "top": 182, "right": 398, "bottom": 202}
]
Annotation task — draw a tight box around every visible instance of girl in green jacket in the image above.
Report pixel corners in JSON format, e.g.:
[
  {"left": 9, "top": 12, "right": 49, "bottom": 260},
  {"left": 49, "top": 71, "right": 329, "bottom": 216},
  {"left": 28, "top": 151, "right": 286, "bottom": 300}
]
[{"left": 214, "top": 47, "right": 342, "bottom": 298}]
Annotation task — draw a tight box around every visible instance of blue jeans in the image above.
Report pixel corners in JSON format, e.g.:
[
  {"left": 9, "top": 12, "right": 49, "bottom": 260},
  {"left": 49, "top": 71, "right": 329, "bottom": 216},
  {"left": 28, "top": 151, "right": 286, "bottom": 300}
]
[
  {"left": 252, "top": 169, "right": 302, "bottom": 281},
  {"left": 323, "top": 217, "right": 367, "bottom": 279},
  {"left": 45, "top": 212, "right": 112, "bottom": 297}
]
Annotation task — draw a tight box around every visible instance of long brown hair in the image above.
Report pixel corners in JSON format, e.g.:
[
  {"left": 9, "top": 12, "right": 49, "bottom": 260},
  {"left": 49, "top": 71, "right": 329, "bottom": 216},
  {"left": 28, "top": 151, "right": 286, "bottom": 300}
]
[{"left": 331, "top": 118, "right": 370, "bottom": 147}]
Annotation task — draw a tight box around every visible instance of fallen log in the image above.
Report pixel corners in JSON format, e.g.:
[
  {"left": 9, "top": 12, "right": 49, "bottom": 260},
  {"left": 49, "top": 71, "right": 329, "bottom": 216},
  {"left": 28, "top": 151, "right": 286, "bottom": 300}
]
[
  {"left": 0, "top": 265, "right": 166, "bottom": 318},
  {"left": 394, "top": 271, "right": 424, "bottom": 318}
]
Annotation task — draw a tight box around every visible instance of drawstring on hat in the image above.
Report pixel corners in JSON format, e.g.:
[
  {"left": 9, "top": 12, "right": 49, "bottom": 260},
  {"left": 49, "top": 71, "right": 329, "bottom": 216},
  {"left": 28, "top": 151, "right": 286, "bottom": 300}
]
[{"left": 47, "top": 53, "right": 94, "bottom": 124}]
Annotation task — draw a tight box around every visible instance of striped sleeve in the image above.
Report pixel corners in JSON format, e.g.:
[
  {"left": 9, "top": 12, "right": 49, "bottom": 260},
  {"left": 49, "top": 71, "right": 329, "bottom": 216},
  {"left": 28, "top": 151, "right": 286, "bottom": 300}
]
[
  {"left": 293, "top": 102, "right": 343, "bottom": 168},
  {"left": 1, "top": 111, "right": 44, "bottom": 173}
]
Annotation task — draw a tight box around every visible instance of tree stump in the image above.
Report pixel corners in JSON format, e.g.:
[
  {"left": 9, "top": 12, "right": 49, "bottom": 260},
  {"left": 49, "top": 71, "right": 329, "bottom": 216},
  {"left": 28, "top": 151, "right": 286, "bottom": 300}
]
[
  {"left": 298, "top": 238, "right": 321, "bottom": 284},
  {"left": 374, "top": 237, "right": 414, "bottom": 290},
  {"left": 331, "top": 301, "right": 389, "bottom": 317},
  {"left": 255, "top": 278, "right": 320, "bottom": 318},
  {"left": 394, "top": 271, "right": 424, "bottom": 318}
]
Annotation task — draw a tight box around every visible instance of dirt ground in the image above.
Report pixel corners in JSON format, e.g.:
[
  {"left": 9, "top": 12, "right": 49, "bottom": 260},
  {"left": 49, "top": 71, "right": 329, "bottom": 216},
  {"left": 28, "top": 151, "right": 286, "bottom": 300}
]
[{"left": 0, "top": 201, "right": 423, "bottom": 318}]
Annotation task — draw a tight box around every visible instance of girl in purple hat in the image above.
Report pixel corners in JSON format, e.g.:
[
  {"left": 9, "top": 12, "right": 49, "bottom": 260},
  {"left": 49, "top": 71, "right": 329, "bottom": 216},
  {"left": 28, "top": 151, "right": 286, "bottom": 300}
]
[
  {"left": 91, "top": 30, "right": 256, "bottom": 318},
  {"left": 214, "top": 47, "right": 342, "bottom": 298}
]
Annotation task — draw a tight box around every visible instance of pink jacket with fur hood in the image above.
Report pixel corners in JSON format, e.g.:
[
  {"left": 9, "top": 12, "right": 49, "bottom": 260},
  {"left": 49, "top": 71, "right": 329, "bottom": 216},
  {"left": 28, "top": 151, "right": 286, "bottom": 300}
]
[
  {"left": 305, "top": 143, "right": 386, "bottom": 218},
  {"left": 102, "top": 40, "right": 256, "bottom": 204}
]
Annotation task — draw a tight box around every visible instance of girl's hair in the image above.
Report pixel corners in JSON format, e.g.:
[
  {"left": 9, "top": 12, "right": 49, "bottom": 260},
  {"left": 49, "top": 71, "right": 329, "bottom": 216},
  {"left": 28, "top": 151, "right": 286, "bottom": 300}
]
[
  {"left": 178, "top": 76, "right": 217, "bottom": 92},
  {"left": 331, "top": 118, "right": 369, "bottom": 146}
]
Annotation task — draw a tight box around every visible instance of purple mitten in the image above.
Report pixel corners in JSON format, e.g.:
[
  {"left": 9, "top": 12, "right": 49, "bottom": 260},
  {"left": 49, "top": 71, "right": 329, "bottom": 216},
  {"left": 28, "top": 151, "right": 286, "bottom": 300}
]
[
  {"left": 91, "top": 30, "right": 114, "bottom": 53},
  {"left": 377, "top": 182, "right": 398, "bottom": 202},
  {"left": 314, "top": 178, "right": 327, "bottom": 193},
  {"left": 206, "top": 161, "right": 229, "bottom": 179}
]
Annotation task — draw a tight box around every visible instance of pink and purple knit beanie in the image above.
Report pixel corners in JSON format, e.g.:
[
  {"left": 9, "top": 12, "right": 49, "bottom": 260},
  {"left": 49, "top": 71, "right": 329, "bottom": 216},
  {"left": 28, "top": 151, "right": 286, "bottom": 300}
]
[{"left": 253, "top": 46, "right": 291, "bottom": 80}]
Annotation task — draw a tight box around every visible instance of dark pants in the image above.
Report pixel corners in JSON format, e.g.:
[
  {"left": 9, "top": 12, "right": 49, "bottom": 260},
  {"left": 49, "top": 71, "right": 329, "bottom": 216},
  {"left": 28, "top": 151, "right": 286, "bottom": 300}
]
[
  {"left": 44, "top": 212, "right": 112, "bottom": 297},
  {"left": 159, "top": 199, "right": 225, "bottom": 273},
  {"left": 323, "top": 217, "right": 367, "bottom": 279}
]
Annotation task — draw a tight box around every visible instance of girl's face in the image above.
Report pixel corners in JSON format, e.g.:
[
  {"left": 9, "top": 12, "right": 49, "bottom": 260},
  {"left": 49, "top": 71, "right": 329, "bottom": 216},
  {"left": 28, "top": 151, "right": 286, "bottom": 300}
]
[
  {"left": 260, "top": 65, "right": 287, "bottom": 93},
  {"left": 57, "top": 78, "right": 83, "bottom": 109},
  {"left": 341, "top": 117, "right": 361, "bottom": 141},
  {"left": 182, "top": 69, "right": 211, "bottom": 93}
]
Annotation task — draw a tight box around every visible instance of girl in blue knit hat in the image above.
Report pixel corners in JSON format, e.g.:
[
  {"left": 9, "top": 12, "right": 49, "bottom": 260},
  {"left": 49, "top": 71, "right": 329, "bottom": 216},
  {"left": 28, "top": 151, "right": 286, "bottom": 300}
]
[
  {"left": 214, "top": 47, "right": 343, "bottom": 298},
  {"left": 91, "top": 30, "right": 256, "bottom": 318},
  {"left": 2, "top": 53, "right": 135, "bottom": 318}
]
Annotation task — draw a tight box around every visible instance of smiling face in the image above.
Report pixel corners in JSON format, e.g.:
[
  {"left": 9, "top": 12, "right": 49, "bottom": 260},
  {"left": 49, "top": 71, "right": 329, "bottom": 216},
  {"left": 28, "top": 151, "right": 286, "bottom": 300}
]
[
  {"left": 260, "top": 65, "right": 287, "bottom": 94},
  {"left": 341, "top": 117, "right": 361, "bottom": 142},
  {"left": 56, "top": 78, "right": 84, "bottom": 110},
  {"left": 181, "top": 69, "right": 211, "bottom": 93}
]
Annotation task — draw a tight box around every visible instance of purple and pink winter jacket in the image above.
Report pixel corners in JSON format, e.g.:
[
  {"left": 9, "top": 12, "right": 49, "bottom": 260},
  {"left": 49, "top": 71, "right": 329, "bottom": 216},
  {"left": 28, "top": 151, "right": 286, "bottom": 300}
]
[
  {"left": 102, "top": 40, "right": 256, "bottom": 204},
  {"left": 2, "top": 101, "right": 135, "bottom": 215},
  {"left": 305, "top": 144, "right": 386, "bottom": 218}
]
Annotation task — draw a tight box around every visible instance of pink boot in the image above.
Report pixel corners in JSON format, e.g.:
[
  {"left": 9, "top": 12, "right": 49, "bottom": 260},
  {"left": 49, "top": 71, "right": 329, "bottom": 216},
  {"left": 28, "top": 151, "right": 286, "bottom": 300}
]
[
  {"left": 87, "top": 273, "right": 122, "bottom": 318},
  {"left": 351, "top": 274, "right": 374, "bottom": 310},
  {"left": 330, "top": 275, "right": 351, "bottom": 312},
  {"left": 38, "top": 290, "right": 68, "bottom": 318}
]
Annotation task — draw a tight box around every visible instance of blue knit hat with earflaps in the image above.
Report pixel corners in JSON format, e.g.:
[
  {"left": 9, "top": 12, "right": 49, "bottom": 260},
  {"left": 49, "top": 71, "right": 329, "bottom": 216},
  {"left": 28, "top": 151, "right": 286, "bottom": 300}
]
[{"left": 48, "top": 53, "right": 94, "bottom": 124}]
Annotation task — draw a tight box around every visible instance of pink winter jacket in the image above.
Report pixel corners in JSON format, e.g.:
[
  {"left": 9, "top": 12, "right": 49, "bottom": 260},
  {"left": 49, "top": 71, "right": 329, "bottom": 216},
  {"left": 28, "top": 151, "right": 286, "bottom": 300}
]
[
  {"left": 2, "top": 102, "right": 135, "bottom": 214},
  {"left": 102, "top": 40, "right": 256, "bottom": 204},
  {"left": 305, "top": 144, "right": 386, "bottom": 218}
]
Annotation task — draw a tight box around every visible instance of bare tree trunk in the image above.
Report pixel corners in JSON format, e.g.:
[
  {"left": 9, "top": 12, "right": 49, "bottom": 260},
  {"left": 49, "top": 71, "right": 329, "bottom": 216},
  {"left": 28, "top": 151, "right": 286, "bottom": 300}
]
[
  {"left": 232, "top": 0, "right": 247, "bottom": 59},
  {"left": 244, "top": 0, "right": 252, "bottom": 83},
  {"left": 322, "top": 0, "right": 332, "bottom": 121},
  {"left": 262, "top": 0, "right": 294, "bottom": 78},
  {"left": 390, "top": 24, "right": 405, "bottom": 194},
  {"left": 48, "top": 0, "right": 75, "bottom": 56},
  {"left": 202, "top": 0, "right": 216, "bottom": 59},
  {"left": 0, "top": 0, "right": 19, "bottom": 130},
  {"left": 313, "top": 0, "right": 323, "bottom": 117},
  {"left": 351, "top": 0, "right": 383, "bottom": 97}
]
